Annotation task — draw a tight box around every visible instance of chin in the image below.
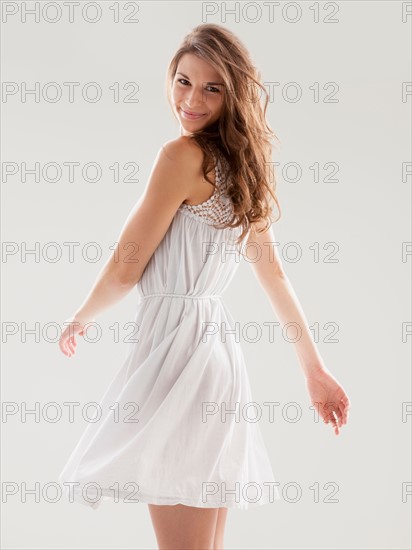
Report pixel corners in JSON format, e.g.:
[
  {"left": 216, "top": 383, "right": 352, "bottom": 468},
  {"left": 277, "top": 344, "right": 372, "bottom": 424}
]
[{"left": 181, "top": 121, "right": 209, "bottom": 134}]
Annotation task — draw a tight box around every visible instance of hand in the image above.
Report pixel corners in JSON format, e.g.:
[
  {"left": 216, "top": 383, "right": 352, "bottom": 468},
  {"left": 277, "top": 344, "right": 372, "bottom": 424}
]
[
  {"left": 305, "top": 368, "right": 351, "bottom": 435},
  {"left": 59, "top": 315, "right": 95, "bottom": 358}
]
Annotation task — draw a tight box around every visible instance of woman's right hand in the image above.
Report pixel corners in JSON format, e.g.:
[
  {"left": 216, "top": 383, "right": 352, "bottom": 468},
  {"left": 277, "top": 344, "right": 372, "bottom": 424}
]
[{"left": 59, "top": 315, "right": 95, "bottom": 358}]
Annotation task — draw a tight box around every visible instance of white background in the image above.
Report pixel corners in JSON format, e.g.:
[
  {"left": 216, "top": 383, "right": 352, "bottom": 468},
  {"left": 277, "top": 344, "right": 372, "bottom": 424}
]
[{"left": 1, "top": 1, "right": 411, "bottom": 548}]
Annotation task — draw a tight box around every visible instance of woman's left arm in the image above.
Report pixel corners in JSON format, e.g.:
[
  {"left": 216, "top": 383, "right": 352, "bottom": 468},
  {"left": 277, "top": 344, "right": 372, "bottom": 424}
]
[{"left": 245, "top": 222, "right": 351, "bottom": 435}]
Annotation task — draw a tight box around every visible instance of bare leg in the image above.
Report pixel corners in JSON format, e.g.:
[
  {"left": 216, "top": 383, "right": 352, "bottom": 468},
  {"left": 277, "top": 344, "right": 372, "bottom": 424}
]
[
  {"left": 213, "top": 507, "right": 228, "bottom": 549},
  {"left": 148, "top": 503, "right": 219, "bottom": 549}
]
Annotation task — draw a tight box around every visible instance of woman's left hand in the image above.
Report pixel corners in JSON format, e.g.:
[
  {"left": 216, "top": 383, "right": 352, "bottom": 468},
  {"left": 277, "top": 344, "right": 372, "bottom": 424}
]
[{"left": 305, "top": 368, "right": 351, "bottom": 435}]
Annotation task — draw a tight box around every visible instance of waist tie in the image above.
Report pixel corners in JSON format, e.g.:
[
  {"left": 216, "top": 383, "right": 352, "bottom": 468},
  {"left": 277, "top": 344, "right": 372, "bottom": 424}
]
[{"left": 140, "top": 292, "right": 222, "bottom": 300}]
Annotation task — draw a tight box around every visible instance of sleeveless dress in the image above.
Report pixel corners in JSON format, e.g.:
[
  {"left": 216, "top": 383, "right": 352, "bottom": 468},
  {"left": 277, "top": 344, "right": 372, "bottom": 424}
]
[{"left": 58, "top": 152, "right": 281, "bottom": 510}]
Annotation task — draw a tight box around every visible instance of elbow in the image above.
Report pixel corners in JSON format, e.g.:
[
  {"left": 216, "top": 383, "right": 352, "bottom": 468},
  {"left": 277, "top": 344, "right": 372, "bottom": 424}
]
[
  {"left": 270, "top": 263, "right": 286, "bottom": 280},
  {"left": 118, "top": 273, "right": 141, "bottom": 288},
  {"left": 269, "top": 265, "right": 287, "bottom": 286},
  {"left": 111, "top": 268, "right": 141, "bottom": 288},
  {"left": 103, "top": 253, "right": 142, "bottom": 288},
  {"left": 258, "top": 265, "right": 286, "bottom": 290}
]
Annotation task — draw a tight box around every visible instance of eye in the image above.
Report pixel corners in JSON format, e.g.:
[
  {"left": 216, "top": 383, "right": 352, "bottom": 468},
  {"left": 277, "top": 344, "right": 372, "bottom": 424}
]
[
  {"left": 176, "top": 78, "right": 221, "bottom": 94},
  {"left": 206, "top": 86, "right": 221, "bottom": 93}
]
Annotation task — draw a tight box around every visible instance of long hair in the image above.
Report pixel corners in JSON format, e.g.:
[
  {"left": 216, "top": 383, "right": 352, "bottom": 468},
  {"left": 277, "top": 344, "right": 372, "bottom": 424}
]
[{"left": 165, "top": 23, "right": 281, "bottom": 247}]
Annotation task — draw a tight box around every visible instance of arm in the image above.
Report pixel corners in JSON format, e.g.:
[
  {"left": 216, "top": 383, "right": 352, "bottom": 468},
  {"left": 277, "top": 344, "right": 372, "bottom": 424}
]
[
  {"left": 246, "top": 220, "right": 351, "bottom": 434},
  {"left": 245, "top": 221, "right": 325, "bottom": 378},
  {"left": 59, "top": 136, "right": 201, "bottom": 355}
]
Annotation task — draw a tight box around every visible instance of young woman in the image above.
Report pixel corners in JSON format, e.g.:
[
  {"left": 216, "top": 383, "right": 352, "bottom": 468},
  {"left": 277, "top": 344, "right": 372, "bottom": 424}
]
[{"left": 58, "top": 23, "right": 350, "bottom": 550}]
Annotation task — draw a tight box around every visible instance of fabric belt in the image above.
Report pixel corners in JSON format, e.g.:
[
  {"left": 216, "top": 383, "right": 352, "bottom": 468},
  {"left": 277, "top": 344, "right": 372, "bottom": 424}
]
[{"left": 140, "top": 292, "right": 222, "bottom": 300}]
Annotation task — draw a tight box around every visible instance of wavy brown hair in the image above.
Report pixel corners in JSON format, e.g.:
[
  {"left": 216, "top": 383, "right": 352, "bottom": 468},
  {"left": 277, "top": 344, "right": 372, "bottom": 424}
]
[{"left": 165, "top": 23, "right": 281, "bottom": 248}]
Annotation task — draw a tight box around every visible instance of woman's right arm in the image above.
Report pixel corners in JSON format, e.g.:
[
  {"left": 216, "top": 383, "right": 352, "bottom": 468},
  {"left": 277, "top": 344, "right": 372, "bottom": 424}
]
[{"left": 59, "top": 135, "right": 203, "bottom": 357}]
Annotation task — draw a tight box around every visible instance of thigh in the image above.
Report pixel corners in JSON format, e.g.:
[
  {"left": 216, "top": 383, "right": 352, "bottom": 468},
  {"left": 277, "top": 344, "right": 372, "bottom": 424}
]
[
  {"left": 213, "top": 507, "right": 229, "bottom": 549},
  {"left": 148, "top": 503, "right": 219, "bottom": 550}
]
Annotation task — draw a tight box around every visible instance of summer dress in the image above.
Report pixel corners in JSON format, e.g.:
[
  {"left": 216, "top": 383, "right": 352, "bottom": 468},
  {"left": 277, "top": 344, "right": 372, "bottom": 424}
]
[{"left": 58, "top": 152, "right": 281, "bottom": 509}]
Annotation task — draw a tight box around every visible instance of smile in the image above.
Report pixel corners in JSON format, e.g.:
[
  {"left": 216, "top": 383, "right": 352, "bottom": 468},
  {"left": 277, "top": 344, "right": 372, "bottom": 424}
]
[{"left": 180, "top": 108, "right": 205, "bottom": 120}]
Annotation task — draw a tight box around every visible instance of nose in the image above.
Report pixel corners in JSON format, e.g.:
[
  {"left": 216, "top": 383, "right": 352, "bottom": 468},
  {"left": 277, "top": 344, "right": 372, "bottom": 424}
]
[{"left": 184, "top": 86, "right": 204, "bottom": 108}]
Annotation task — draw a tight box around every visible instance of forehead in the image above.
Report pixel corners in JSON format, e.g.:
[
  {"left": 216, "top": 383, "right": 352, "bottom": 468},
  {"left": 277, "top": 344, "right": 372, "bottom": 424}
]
[{"left": 177, "top": 52, "right": 220, "bottom": 81}]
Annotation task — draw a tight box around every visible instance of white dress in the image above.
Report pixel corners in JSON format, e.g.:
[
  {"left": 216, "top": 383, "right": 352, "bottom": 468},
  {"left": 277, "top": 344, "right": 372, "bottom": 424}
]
[{"left": 58, "top": 152, "right": 281, "bottom": 510}]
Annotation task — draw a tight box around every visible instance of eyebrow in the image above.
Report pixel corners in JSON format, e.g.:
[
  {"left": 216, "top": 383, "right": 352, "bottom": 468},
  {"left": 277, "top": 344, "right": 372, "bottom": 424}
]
[{"left": 176, "top": 72, "right": 224, "bottom": 86}]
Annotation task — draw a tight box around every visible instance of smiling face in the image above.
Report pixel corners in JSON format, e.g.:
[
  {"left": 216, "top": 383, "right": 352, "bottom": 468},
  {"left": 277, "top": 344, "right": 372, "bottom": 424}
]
[{"left": 171, "top": 53, "right": 225, "bottom": 135}]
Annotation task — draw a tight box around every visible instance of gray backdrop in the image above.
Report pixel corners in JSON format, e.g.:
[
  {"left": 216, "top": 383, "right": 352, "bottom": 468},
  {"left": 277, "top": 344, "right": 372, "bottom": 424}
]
[{"left": 2, "top": 1, "right": 411, "bottom": 549}]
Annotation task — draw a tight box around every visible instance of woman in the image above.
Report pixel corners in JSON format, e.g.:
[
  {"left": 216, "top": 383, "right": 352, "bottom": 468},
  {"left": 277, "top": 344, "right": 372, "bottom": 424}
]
[{"left": 58, "top": 23, "right": 350, "bottom": 550}]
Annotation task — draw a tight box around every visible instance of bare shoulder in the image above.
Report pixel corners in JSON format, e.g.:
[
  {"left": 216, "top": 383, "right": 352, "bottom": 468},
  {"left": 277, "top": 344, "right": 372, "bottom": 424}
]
[{"left": 160, "top": 135, "right": 204, "bottom": 171}]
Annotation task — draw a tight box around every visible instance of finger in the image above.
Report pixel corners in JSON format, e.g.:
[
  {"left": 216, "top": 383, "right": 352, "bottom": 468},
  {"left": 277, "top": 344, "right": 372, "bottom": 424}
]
[
  {"left": 60, "top": 338, "right": 71, "bottom": 357},
  {"left": 65, "top": 336, "right": 74, "bottom": 357},
  {"left": 67, "top": 338, "right": 75, "bottom": 355},
  {"left": 323, "top": 401, "right": 340, "bottom": 419},
  {"left": 336, "top": 413, "right": 343, "bottom": 428},
  {"left": 321, "top": 408, "right": 329, "bottom": 424},
  {"left": 340, "top": 396, "right": 350, "bottom": 408},
  {"left": 341, "top": 399, "right": 350, "bottom": 424},
  {"left": 331, "top": 409, "right": 339, "bottom": 425},
  {"left": 69, "top": 336, "right": 77, "bottom": 353},
  {"left": 340, "top": 402, "right": 349, "bottom": 425},
  {"left": 325, "top": 407, "right": 340, "bottom": 433},
  {"left": 337, "top": 403, "right": 346, "bottom": 425},
  {"left": 323, "top": 407, "right": 336, "bottom": 424},
  {"left": 330, "top": 409, "right": 340, "bottom": 427},
  {"left": 322, "top": 406, "right": 334, "bottom": 424},
  {"left": 68, "top": 340, "right": 76, "bottom": 355},
  {"left": 331, "top": 411, "right": 340, "bottom": 434}
]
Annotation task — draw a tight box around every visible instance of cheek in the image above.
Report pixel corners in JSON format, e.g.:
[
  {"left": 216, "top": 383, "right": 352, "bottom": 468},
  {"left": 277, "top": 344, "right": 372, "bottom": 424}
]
[
  {"left": 211, "top": 97, "right": 224, "bottom": 114},
  {"left": 171, "top": 85, "right": 182, "bottom": 102}
]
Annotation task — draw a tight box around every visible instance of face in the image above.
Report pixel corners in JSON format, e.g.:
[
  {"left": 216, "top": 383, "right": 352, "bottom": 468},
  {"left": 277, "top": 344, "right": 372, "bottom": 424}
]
[{"left": 171, "top": 52, "right": 225, "bottom": 136}]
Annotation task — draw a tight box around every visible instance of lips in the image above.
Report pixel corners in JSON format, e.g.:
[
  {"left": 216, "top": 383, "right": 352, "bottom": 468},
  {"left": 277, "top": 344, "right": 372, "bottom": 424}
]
[
  {"left": 184, "top": 109, "right": 203, "bottom": 116},
  {"left": 180, "top": 108, "right": 205, "bottom": 119}
]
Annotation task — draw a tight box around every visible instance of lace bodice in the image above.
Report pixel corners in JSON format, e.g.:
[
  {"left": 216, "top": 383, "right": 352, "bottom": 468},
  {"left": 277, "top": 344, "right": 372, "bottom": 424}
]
[{"left": 177, "top": 154, "right": 233, "bottom": 227}]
